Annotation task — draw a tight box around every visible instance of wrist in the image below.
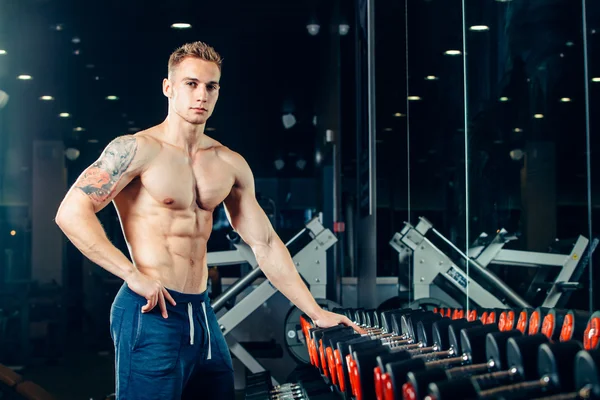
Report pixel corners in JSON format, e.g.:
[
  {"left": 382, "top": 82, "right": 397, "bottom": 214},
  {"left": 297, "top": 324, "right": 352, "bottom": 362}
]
[
  {"left": 123, "top": 267, "right": 140, "bottom": 283},
  {"left": 308, "top": 307, "right": 326, "bottom": 322}
]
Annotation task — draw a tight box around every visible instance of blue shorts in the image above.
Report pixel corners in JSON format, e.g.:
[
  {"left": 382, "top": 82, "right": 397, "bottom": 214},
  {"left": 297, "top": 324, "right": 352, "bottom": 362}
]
[{"left": 110, "top": 283, "right": 234, "bottom": 400}]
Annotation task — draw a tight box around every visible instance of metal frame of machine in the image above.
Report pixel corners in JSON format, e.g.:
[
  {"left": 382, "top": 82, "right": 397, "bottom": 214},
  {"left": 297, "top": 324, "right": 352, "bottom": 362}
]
[
  {"left": 390, "top": 217, "right": 589, "bottom": 310},
  {"left": 208, "top": 217, "right": 337, "bottom": 385}
]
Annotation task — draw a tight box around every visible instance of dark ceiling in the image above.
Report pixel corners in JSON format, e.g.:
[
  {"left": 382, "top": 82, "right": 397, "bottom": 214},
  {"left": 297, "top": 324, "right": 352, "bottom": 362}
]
[{"left": 0, "top": 0, "right": 598, "bottom": 193}]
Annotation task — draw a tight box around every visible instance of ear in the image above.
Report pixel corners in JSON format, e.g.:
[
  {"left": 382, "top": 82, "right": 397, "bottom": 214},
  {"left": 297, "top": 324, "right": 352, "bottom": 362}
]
[{"left": 162, "top": 78, "right": 172, "bottom": 98}]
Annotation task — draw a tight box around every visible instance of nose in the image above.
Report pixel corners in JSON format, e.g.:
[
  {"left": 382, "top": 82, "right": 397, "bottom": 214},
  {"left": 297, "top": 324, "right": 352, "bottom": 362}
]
[{"left": 197, "top": 84, "right": 209, "bottom": 102}]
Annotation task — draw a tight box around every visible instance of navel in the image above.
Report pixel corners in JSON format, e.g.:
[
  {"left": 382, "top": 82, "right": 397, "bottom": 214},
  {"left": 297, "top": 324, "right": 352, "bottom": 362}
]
[
  {"left": 163, "top": 198, "right": 175, "bottom": 205},
  {"left": 190, "top": 259, "right": 195, "bottom": 266}
]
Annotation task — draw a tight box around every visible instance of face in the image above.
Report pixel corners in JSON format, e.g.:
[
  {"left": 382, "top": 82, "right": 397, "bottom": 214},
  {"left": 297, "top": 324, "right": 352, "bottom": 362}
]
[{"left": 163, "top": 57, "right": 221, "bottom": 125}]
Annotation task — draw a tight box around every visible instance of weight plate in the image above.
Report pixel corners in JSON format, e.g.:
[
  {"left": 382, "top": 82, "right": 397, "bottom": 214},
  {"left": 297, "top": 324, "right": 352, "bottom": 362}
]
[{"left": 283, "top": 298, "right": 340, "bottom": 364}]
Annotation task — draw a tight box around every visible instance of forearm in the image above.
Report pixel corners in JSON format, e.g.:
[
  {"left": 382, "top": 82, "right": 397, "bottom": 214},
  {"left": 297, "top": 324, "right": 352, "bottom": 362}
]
[
  {"left": 56, "top": 205, "right": 137, "bottom": 281},
  {"left": 254, "top": 239, "right": 323, "bottom": 320}
]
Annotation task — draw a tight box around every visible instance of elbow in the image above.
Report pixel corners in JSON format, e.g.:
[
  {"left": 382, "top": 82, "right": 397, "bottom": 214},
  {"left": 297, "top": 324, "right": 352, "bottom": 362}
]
[{"left": 55, "top": 199, "right": 90, "bottom": 229}]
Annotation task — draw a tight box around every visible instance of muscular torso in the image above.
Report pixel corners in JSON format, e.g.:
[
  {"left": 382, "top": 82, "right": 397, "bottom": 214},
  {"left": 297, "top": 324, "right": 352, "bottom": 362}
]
[{"left": 113, "top": 132, "right": 236, "bottom": 294}]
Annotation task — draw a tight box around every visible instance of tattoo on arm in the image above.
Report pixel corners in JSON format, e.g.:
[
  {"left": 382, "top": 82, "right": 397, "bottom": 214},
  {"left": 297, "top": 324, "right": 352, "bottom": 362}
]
[{"left": 75, "top": 136, "right": 138, "bottom": 203}]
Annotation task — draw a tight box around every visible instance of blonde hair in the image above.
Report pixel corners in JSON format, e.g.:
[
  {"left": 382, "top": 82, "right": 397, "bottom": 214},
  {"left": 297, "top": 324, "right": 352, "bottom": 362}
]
[{"left": 168, "top": 41, "right": 223, "bottom": 78}]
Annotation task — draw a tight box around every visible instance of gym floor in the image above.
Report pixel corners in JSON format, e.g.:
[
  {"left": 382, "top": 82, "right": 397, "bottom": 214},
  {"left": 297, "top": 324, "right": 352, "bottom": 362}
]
[{"left": 16, "top": 337, "right": 246, "bottom": 400}]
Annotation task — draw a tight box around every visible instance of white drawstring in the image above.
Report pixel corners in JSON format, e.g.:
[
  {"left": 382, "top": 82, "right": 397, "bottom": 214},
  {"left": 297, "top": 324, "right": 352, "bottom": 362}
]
[
  {"left": 202, "top": 302, "right": 211, "bottom": 360},
  {"left": 188, "top": 303, "right": 194, "bottom": 345}
]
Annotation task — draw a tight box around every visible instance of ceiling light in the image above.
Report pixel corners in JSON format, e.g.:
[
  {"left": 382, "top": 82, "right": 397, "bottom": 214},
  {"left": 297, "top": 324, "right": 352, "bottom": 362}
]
[
  {"left": 383, "top": 128, "right": 393, "bottom": 132},
  {"left": 53, "top": 24, "right": 64, "bottom": 31},
  {"left": 408, "top": 96, "right": 422, "bottom": 101},
  {"left": 171, "top": 23, "right": 192, "bottom": 29},
  {"left": 282, "top": 113, "right": 296, "bottom": 129},
  {"left": 592, "top": 77, "right": 600, "bottom": 82},
  {"left": 566, "top": 41, "right": 574, "bottom": 47},
  {"left": 296, "top": 159, "right": 307, "bottom": 170},
  {"left": 513, "top": 128, "right": 523, "bottom": 133},
  {"left": 444, "top": 50, "right": 461, "bottom": 56},
  {"left": 106, "top": 95, "right": 119, "bottom": 100},
  {"left": 65, "top": 148, "right": 81, "bottom": 161},
  {"left": 274, "top": 159, "right": 285, "bottom": 170},
  {"left": 534, "top": 113, "right": 544, "bottom": 119},
  {"left": 469, "top": 25, "right": 489, "bottom": 31},
  {"left": 128, "top": 127, "right": 140, "bottom": 132},
  {"left": 88, "top": 139, "right": 99, "bottom": 143},
  {"left": 394, "top": 112, "right": 405, "bottom": 117},
  {"left": 499, "top": 96, "right": 510, "bottom": 102},
  {"left": 307, "top": 23, "right": 320, "bottom": 36},
  {"left": 40, "top": 95, "right": 54, "bottom": 101},
  {"left": 339, "top": 24, "right": 350, "bottom": 36},
  {"left": 510, "top": 149, "right": 524, "bottom": 161},
  {"left": 72, "top": 37, "right": 81, "bottom": 44},
  {"left": 17, "top": 75, "right": 32, "bottom": 80},
  {"left": 0, "top": 50, "right": 6, "bottom": 55},
  {"left": 206, "top": 127, "right": 216, "bottom": 132},
  {"left": 495, "top": 0, "right": 512, "bottom": 2},
  {"left": 59, "top": 112, "right": 70, "bottom": 118},
  {"left": 560, "top": 97, "right": 572, "bottom": 102},
  {"left": 74, "top": 127, "right": 85, "bottom": 132},
  {"left": 425, "top": 75, "right": 438, "bottom": 81}
]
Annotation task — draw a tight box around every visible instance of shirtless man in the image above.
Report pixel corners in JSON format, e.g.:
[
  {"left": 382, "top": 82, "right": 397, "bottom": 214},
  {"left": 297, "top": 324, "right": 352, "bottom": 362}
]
[{"left": 55, "top": 41, "right": 360, "bottom": 400}]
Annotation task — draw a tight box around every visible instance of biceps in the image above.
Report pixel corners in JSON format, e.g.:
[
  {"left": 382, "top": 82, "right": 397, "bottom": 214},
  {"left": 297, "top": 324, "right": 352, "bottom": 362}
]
[
  {"left": 73, "top": 165, "right": 132, "bottom": 209},
  {"left": 72, "top": 136, "right": 139, "bottom": 210},
  {"left": 225, "top": 195, "right": 273, "bottom": 247}
]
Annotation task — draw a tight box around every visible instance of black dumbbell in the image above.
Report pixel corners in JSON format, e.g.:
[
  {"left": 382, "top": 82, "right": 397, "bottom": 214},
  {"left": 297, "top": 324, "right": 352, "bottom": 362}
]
[
  {"left": 405, "top": 328, "right": 522, "bottom": 400},
  {"left": 349, "top": 316, "right": 471, "bottom": 399},
  {"left": 425, "top": 333, "right": 550, "bottom": 399},
  {"left": 527, "top": 348, "right": 600, "bottom": 400},
  {"left": 376, "top": 320, "right": 485, "bottom": 399},
  {"left": 429, "top": 339, "right": 584, "bottom": 399}
]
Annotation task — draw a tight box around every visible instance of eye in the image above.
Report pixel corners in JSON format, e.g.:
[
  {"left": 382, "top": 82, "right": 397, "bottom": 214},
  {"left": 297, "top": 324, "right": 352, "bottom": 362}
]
[
  {"left": 186, "top": 81, "right": 197, "bottom": 87},
  {"left": 208, "top": 84, "right": 220, "bottom": 92}
]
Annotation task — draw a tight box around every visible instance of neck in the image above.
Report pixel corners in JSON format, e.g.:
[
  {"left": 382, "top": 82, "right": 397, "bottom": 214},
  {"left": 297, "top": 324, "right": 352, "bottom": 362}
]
[{"left": 162, "top": 112, "right": 209, "bottom": 154}]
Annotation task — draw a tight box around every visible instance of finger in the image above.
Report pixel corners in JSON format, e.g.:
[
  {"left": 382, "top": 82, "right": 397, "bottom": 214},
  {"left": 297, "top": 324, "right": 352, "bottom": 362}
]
[
  {"left": 142, "top": 298, "right": 152, "bottom": 313},
  {"left": 158, "top": 290, "right": 168, "bottom": 319},
  {"left": 163, "top": 288, "right": 176, "bottom": 306},
  {"left": 343, "top": 316, "right": 366, "bottom": 334}
]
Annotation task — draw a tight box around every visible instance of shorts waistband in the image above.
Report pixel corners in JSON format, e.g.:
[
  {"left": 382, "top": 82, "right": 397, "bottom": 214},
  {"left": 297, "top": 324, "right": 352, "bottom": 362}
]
[{"left": 122, "top": 282, "right": 208, "bottom": 307}]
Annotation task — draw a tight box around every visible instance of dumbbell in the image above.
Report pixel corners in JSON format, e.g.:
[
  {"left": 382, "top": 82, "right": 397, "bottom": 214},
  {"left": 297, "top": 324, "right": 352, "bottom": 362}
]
[
  {"left": 531, "top": 348, "right": 600, "bottom": 400},
  {"left": 428, "top": 339, "right": 584, "bottom": 399},
  {"left": 541, "top": 309, "right": 570, "bottom": 342},
  {"left": 404, "top": 328, "right": 523, "bottom": 400},
  {"left": 345, "top": 314, "right": 465, "bottom": 399},
  {"left": 559, "top": 310, "right": 590, "bottom": 343},
  {"left": 499, "top": 309, "right": 517, "bottom": 332},
  {"left": 373, "top": 319, "right": 484, "bottom": 400},
  {"left": 584, "top": 311, "right": 600, "bottom": 351},
  {"left": 312, "top": 308, "right": 433, "bottom": 394},
  {"left": 424, "top": 333, "right": 550, "bottom": 399},
  {"left": 343, "top": 312, "right": 446, "bottom": 398},
  {"left": 245, "top": 371, "right": 274, "bottom": 399},
  {"left": 527, "top": 307, "right": 553, "bottom": 335},
  {"left": 515, "top": 307, "right": 535, "bottom": 334}
]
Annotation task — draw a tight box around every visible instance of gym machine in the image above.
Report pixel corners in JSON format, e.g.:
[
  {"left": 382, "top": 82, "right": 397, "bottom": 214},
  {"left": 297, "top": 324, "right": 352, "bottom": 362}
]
[
  {"left": 389, "top": 217, "right": 591, "bottom": 310},
  {"left": 208, "top": 216, "right": 337, "bottom": 385}
]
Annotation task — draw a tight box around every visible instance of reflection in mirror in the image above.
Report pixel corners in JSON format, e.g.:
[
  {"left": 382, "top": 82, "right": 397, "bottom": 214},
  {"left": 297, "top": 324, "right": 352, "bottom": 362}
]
[{"left": 465, "top": 0, "right": 595, "bottom": 313}]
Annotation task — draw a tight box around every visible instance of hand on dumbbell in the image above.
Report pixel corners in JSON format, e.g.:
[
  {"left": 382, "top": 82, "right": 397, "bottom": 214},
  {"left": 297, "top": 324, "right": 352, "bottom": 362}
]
[{"left": 313, "top": 310, "right": 367, "bottom": 334}]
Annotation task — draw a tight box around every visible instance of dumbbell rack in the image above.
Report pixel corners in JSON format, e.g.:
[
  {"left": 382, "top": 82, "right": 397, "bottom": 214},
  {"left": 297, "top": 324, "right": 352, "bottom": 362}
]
[{"left": 252, "top": 306, "right": 600, "bottom": 400}]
